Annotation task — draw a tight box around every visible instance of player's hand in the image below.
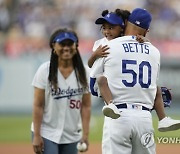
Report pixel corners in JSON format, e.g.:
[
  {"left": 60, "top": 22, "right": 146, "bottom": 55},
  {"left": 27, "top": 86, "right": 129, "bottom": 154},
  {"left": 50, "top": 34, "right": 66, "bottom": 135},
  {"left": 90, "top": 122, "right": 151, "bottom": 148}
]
[
  {"left": 136, "top": 34, "right": 149, "bottom": 43},
  {"left": 94, "top": 45, "right": 110, "bottom": 58},
  {"left": 33, "top": 135, "right": 44, "bottom": 154}
]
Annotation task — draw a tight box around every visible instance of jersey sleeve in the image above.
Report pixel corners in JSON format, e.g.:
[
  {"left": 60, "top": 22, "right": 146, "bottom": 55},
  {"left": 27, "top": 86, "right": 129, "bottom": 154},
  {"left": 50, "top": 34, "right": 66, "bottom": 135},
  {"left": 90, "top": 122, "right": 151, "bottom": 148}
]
[
  {"left": 89, "top": 58, "right": 104, "bottom": 96},
  {"left": 92, "top": 40, "right": 100, "bottom": 52},
  {"left": 92, "top": 38, "right": 106, "bottom": 52},
  {"left": 32, "top": 62, "right": 49, "bottom": 89},
  {"left": 90, "top": 58, "right": 104, "bottom": 78}
]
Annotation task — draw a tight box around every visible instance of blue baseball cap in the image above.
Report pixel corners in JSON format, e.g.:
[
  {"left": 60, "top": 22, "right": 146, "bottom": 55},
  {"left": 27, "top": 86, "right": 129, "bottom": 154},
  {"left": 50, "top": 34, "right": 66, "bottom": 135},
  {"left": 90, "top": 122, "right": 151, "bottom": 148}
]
[
  {"left": 53, "top": 32, "right": 78, "bottom": 43},
  {"left": 95, "top": 13, "right": 124, "bottom": 27},
  {"left": 128, "top": 8, "right": 152, "bottom": 30}
]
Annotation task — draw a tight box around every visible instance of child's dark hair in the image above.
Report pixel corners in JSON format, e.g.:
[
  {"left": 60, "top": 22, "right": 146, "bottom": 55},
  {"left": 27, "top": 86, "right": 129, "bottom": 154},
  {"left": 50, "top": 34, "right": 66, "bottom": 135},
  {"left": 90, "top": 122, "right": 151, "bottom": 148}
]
[
  {"left": 48, "top": 28, "right": 88, "bottom": 90},
  {"left": 101, "top": 9, "right": 130, "bottom": 23},
  {"left": 114, "top": 9, "right": 131, "bottom": 23},
  {"left": 100, "top": 9, "right": 130, "bottom": 36},
  {"left": 101, "top": 10, "right": 109, "bottom": 17}
]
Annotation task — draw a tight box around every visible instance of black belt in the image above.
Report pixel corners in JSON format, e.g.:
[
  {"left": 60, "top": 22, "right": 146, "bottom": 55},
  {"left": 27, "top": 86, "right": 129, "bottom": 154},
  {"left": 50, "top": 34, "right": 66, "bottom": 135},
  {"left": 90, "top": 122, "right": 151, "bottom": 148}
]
[{"left": 116, "top": 103, "right": 151, "bottom": 112}]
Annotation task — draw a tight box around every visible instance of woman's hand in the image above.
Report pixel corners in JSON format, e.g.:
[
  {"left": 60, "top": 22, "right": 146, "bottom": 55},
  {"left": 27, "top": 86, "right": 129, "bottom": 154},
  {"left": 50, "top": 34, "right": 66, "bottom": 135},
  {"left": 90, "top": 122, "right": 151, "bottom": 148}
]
[{"left": 33, "top": 135, "right": 44, "bottom": 154}]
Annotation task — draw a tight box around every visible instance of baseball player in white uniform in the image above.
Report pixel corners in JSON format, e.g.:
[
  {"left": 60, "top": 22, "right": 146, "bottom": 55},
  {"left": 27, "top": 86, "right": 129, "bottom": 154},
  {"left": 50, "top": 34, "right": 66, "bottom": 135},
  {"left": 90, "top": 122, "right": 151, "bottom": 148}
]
[
  {"left": 90, "top": 9, "right": 180, "bottom": 131},
  {"left": 31, "top": 28, "right": 91, "bottom": 154},
  {"left": 90, "top": 8, "right": 158, "bottom": 154}
]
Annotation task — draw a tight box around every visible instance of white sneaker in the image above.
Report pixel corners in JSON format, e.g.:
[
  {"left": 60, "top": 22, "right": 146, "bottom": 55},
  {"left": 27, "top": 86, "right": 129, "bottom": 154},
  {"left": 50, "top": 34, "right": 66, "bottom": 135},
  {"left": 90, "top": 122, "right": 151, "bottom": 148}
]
[
  {"left": 158, "top": 117, "right": 180, "bottom": 132},
  {"left": 102, "top": 103, "right": 121, "bottom": 119}
]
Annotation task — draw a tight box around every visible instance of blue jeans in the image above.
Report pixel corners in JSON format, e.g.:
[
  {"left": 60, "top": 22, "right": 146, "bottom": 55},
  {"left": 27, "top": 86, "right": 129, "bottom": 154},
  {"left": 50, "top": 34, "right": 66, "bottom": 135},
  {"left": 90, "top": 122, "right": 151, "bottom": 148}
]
[{"left": 32, "top": 133, "right": 78, "bottom": 154}]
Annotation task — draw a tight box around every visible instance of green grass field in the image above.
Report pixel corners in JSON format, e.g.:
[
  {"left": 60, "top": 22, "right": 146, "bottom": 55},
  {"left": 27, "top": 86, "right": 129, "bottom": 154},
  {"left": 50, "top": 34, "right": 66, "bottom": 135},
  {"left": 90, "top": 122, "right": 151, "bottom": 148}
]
[{"left": 0, "top": 115, "right": 180, "bottom": 143}]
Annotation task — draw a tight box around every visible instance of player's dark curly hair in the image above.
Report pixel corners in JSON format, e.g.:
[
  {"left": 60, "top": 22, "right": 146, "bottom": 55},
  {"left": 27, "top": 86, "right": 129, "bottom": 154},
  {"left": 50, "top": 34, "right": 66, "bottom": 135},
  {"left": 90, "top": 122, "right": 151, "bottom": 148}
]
[{"left": 48, "top": 28, "right": 88, "bottom": 90}]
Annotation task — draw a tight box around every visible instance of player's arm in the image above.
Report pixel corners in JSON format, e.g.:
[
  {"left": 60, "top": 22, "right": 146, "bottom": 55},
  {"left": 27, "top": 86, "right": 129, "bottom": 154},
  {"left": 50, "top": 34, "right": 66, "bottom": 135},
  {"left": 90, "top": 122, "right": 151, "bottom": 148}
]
[
  {"left": 80, "top": 93, "right": 91, "bottom": 151},
  {"left": 97, "top": 75, "right": 112, "bottom": 105},
  {"left": 32, "top": 87, "right": 45, "bottom": 154},
  {"left": 88, "top": 45, "right": 109, "bottom": 68}
]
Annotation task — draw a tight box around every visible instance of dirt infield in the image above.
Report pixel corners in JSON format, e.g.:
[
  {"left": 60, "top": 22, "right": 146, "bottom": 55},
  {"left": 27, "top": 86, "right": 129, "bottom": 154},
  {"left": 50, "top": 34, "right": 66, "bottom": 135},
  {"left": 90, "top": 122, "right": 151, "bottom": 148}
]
[{"left": 0, "top": 143, "right": 179, "bottom": 154}]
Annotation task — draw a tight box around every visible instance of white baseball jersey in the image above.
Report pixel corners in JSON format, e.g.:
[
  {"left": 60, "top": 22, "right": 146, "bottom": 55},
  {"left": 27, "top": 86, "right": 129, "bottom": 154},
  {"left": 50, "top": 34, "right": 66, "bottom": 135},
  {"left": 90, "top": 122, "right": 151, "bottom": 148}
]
[
  {"left": 31, "top": 61, "right": 89, "bottom": 144},
  {"left": 90, "top": 36, "right": 160, "bottom": 109}
]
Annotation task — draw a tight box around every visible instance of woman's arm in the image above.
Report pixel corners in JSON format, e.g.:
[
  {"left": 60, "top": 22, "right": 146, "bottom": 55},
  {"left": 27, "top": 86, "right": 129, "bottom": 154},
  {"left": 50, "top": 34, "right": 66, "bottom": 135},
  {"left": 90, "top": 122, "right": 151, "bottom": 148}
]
[
  {"left": 32, "top": 87, "right": 45, "bottom": 154},
  {"left": 80, "top": 93, "right": 91, "bottom": 151}
]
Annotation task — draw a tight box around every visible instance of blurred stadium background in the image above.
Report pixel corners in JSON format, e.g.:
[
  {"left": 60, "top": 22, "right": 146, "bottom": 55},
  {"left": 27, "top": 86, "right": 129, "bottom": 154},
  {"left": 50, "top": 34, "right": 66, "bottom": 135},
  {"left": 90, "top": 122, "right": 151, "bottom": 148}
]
[{"left": 0, "top": 0, "right": 180, "bottom": 144}]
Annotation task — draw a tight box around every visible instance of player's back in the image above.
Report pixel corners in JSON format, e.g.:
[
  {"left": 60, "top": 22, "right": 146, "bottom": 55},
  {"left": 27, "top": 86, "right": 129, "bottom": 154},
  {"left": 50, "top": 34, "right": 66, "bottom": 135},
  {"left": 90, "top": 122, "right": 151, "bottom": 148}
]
[{"left": 104, "top": 36, "right": 160, "bottom": 109}]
